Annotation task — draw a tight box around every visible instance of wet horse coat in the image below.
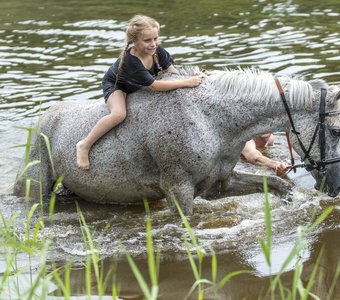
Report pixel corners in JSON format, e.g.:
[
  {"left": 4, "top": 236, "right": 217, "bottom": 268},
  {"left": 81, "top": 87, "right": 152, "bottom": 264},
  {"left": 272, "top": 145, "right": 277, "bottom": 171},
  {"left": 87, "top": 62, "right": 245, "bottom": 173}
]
[{"left": 14, "top": 68, "right": 340, "bottom": 214}]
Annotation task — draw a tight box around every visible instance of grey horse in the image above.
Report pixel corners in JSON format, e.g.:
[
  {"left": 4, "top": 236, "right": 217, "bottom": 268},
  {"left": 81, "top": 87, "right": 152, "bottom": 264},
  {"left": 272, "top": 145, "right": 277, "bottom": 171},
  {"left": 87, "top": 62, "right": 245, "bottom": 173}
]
[{"left": 14, "top": 68, "right": 340, "bottom": 215}]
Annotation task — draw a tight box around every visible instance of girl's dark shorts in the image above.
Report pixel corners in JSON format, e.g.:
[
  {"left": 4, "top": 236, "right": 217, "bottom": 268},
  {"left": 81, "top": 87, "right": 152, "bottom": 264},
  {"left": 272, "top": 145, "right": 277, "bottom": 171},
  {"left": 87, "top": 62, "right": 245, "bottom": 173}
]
[{"left": 104, "top": 83, "right": 139, "bottom": 103}]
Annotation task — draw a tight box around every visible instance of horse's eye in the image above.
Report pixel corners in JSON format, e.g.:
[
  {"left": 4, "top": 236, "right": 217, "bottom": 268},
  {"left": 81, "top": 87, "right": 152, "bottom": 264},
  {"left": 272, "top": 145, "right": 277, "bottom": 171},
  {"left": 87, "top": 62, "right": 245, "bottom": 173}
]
[{"left": 330, "top": 129, "right": 340, "bottom": 137}]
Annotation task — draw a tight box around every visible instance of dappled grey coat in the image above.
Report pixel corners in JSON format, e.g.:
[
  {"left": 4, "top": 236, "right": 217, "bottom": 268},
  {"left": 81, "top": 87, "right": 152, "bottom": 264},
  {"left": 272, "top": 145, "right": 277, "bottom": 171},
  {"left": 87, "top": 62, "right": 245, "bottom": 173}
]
[{"left": 14, "top": 68, "right": 340, "bottom": 214}]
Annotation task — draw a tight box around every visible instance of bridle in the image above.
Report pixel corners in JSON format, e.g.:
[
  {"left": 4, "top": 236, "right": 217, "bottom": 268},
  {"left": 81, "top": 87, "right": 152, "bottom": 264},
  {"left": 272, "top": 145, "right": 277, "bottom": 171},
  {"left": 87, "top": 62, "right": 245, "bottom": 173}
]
[{"left": 274, "top": 77, "right": 340, "bottom": 174}]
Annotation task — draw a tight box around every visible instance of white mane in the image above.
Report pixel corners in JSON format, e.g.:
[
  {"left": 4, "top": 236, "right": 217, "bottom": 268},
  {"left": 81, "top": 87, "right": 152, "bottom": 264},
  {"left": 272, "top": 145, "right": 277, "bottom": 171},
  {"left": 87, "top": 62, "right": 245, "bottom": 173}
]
[
  {"left": 168, "top": 66, "right": 330, "bottom": 109},
  {"left": 210, "top": 68, "right": 315, "bottom": 109}
]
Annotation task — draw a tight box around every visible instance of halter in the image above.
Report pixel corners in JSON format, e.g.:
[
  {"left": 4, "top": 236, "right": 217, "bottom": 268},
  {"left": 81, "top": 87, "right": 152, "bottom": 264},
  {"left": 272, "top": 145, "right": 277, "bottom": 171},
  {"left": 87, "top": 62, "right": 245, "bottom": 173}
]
[{"left": 274, "top": 77, "right": 340, "bottom": 174}]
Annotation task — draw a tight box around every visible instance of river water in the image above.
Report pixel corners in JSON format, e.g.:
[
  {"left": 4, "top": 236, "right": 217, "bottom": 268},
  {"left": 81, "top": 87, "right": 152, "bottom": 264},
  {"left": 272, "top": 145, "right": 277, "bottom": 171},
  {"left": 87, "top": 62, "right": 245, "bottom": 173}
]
[{"left": 0, "top": 0, "right": 339, "bottom": 299}]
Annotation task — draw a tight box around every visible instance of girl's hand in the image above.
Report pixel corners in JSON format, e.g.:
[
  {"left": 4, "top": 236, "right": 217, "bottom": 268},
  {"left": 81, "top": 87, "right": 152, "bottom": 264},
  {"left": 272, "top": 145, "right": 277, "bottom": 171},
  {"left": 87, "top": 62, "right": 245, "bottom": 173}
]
[
  {"left": 186, "top": 75, "right": 204, "bottom": 87},
  {"left": 202, "top": 69, "right": 212, "bottom": 76}
]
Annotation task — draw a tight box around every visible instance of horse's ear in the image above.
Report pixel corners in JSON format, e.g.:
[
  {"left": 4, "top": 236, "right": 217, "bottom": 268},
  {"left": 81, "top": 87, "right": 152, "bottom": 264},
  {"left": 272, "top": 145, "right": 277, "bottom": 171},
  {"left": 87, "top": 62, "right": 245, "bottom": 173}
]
[{"left": 308, "top": 79, "right": 328, "bottom": 90}]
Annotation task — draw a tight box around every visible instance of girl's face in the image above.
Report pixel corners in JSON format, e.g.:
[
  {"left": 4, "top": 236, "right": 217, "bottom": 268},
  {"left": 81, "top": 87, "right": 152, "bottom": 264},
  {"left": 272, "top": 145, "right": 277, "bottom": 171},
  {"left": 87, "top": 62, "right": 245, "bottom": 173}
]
[{"left": 133, "top": 27, "right": 159, "bottom": 57}]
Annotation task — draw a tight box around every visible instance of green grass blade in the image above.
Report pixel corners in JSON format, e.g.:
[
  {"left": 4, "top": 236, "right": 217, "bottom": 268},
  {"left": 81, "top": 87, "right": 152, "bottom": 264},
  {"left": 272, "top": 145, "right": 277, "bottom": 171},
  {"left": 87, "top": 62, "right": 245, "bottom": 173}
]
[
  {"left": 49, "top": 177, "right": 64, "bottom": 218},
  {"left": 309, "top": 207, "right": 333, "bottom": 232},
  {"left": 217, "top": 270, "right": 251, "bottom": 290},
  {"left": 262, "top": 176, "right": 272, "bottom": 267},
  {"left": 183, "top": 236, "right": 199, "bottom": 281},
  {"left": 272, "top": 241, "right": 305, "bottom": 290},
  {"left": 301, "top": 247, "right": 324, "bottom": 300},
  {"left": 25, "top": 178, "right": 31, "bottom": 206},
  {"left": 184, "top": 279, "right": 212, "bottom": 300},
  {"left": 33, "top": 220, "right": 44, "bottom": 242},
  {"left": 291, "top": 260, "right": 300, "bottom": 300},
  {"left": 277, "top": 277, "right": 288, "bottom": 300},
  {"left": 111, "top": 279, "right": 119, "bottom": 300},
  {"left": 126, "top": 253, "right": 151, "bottom": 299},
  {"left": 16, "top": 160, "right": 41, "bottom": 181},
  {"left": 144, "top": 200, "right": 158, "bottom": 287},
  {"left": 13, "top": 125, "right": 35, "bottom": 165},
  {"left": 25, "top": 203, "right": 39, "bottom": 240},
  {"left": 40, "top": 132, "right": 56, "bottom": 176},
  {"left": 76, "top": 202, "right": 103, "bottom": 293},
  {"left": 51, "top": 264, "right": 67, "bottom": 297},
  {"left": 259, "top": 238, "right": 271, "bottom": 267},
  {"left": 26, "top": 262, "right": 48, "bottom": 300},
  {"left": 0, "top": 209, "right": 8, "bottom": 226},
  {"left": 9, "top": 143, "right": 33, "bottom": 149},
  {"left": 0, "top": 242, "right": 40, "bottom": 254},
  {"left": 174, "top": 200, "right": 199, "bottom": 250},
  {"left": 85, "top": 255, "right": 92, "bottom": 299},
  {"left": 24, "top": 128, "right": 33, "bottom": 165},
  {"left": 326, "top": 261, "right": 340, "bottom": 300},
  {"left": 211, "top": 252, "right": 217, "bottom": 283}
]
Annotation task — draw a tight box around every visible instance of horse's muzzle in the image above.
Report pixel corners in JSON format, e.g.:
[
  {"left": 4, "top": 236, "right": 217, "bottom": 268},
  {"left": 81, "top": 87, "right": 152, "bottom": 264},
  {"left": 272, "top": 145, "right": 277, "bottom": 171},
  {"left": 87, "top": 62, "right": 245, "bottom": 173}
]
[{"left": 327, "top": 185, "right": 340, "bottom": 197}]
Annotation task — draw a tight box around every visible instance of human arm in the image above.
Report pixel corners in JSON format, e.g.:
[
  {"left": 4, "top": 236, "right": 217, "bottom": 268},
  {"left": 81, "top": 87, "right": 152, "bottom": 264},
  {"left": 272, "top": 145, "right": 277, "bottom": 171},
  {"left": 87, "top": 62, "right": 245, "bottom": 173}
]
[
  {"left": 148, "top": 75, "right": 203, "bottom": 92},
  {"left": 165, "top": 64, "right": 179, "bottom": 74},
  {"left": 241, "top": 139, "right": 290, "bottom": 176},
  {"left": 148, "top": 46, "right": 202, "bottom": 91}
]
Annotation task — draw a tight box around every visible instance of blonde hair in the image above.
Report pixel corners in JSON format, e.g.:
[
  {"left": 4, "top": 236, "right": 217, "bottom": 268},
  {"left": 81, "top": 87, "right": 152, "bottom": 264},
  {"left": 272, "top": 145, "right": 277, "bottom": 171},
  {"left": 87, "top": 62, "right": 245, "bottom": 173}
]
[{"left": 118, "top": 15, "right": 160, "bottom": 71}]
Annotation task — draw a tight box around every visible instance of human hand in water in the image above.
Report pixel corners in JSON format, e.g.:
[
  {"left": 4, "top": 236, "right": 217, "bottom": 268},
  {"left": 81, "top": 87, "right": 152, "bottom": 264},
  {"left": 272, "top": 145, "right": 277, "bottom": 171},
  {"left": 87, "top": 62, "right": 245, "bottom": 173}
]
[{"left": 274, "top": 161, "right": 291, "bottom": 177}]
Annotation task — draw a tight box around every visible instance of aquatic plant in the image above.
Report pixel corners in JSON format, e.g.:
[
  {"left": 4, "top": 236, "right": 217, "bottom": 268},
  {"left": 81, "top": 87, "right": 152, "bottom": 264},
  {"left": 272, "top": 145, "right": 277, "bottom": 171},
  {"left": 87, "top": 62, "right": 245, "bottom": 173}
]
[
  {"left": 125, "top": 200, "right": 160, "bottom": 300},
  {"left": 259, "top": 177, "right": 337, "bottom": 300}
]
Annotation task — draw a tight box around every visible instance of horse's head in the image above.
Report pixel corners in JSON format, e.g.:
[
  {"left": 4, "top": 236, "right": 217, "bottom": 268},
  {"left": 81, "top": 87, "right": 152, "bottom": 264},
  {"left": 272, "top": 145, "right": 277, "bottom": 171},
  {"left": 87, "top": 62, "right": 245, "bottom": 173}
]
[
  {"left": 309, "top": 84, "right": 340, "bottom": 197},
  {"left": 282, "top": 77, "right": 340, "bottom": 196},
  {"left": 291, "top": 81, "right": 340, "bottom": 197}
]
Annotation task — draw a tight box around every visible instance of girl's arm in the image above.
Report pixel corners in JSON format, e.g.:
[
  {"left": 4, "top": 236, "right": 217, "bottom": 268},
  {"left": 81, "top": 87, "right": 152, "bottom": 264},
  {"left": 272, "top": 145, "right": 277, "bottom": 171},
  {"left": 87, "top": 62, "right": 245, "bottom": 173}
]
[
  {"left": 165, "top": 64, "right": 179, "bottom": 74},
  {"left": 148, "top": 75, "right": 203, "bottom": 91}
]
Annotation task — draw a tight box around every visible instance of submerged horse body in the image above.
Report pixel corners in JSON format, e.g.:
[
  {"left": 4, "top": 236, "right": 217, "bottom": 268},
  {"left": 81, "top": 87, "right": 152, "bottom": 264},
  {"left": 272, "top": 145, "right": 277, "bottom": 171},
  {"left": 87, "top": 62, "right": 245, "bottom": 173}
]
[{"left": 14, "top": 68, "right": 340, "bottom": 214}]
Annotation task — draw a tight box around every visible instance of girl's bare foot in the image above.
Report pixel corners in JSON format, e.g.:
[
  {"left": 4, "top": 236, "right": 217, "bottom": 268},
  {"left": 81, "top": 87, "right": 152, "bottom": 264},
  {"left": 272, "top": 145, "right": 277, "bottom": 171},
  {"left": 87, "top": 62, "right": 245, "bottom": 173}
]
[{"left": 76, "top": 140, "right": 90, "bottom": 170}]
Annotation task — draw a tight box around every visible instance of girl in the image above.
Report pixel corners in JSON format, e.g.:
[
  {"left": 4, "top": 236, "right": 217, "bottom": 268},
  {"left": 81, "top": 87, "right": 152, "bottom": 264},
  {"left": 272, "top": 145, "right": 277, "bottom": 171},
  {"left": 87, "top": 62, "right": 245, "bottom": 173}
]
[{"left": 77, "top": 15, "right": 203, "bottom": 170}]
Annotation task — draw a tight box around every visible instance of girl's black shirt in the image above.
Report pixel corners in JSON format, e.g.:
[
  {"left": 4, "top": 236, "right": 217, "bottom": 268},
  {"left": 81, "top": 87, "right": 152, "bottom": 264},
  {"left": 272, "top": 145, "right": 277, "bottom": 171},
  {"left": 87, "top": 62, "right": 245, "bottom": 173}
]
[{"left": 102, "top": 45, "right": 174, "bottom": 101}]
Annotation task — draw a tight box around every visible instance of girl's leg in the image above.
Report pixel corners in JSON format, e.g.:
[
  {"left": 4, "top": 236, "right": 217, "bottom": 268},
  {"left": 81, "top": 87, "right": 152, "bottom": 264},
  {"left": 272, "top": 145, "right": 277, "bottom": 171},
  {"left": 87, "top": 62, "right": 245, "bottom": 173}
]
[{"left": 76, "top": 90, "right": 127, "bottom": 170}]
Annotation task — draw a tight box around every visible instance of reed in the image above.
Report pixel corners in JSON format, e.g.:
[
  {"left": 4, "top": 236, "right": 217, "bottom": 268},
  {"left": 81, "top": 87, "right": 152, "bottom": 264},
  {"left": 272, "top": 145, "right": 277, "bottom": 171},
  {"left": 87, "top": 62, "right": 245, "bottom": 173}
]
[
  {"left": 173, "top": 200, "right": 250, "bottom": 300},
  {"left": 125, "top": 200, "right": 160, "bottom": 300},
  {"left": 259, "top": 176, "right": 337, "bottom": 300}
]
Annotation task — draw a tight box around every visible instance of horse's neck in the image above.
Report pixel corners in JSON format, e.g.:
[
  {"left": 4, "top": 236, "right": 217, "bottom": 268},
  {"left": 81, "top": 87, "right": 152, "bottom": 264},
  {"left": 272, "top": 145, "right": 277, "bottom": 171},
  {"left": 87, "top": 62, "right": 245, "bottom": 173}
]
[
  {"left": 205, "top": 73, "right": 314, "bottom": 145},
  {"left": 220, "top": 98, "right": 291, "bottom": 142}
]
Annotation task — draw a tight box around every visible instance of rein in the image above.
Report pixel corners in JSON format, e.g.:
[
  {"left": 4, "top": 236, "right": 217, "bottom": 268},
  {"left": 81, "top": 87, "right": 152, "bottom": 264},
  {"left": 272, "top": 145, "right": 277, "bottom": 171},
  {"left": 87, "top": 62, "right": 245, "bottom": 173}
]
[{"left": 274, "top": 77, "right": 340, "bottom": 173}]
